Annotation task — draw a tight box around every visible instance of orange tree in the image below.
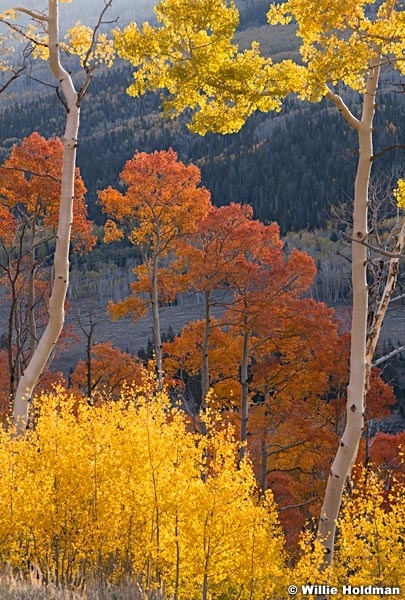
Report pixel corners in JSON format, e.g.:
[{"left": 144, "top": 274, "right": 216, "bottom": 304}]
[
  {"left": 172, "top": 202, "right": 258, "bottom": 406},
  {"left": 99, "top": 149, "right": 211, "bottom": 390},
  {"left": 70, "top": 342, "right": 144, "bottom": 400}
]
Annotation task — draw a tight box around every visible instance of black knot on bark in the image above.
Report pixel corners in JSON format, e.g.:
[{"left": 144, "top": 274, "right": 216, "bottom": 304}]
[{"left": 350, "top": 404, "right": 356, "bottom": 412}]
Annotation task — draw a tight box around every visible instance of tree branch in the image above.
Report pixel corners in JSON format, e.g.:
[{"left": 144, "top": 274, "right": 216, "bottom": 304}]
[
  {"left": 13, "top": 7, "right": 48, "bottom": 22},
  {"left": 372, "top": 144, "right": 405, "bottom": 161},
  {"left": 326, "top": 87, "right": 361, "bottom": 130},
  {"left": 372, "top": 345, "right": 405, "bottom": 367},
  {"left": 279, "top": 496, "right": 317, "bottom": 511},
  {"left": 0, "top": 165, "right": 61, "bottom": 183},
  {"left": 0, "top": 64, "right": 26, "bottom": 93},
  {"left": 341, "top": 230, "right": 405, "bottom": 260}
]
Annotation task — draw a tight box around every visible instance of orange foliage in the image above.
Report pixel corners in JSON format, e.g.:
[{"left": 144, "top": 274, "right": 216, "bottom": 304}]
[
  {"left": 175, "top": 202, "right": 258, "bottom": 294},
  {"left": 364, "top": 432, "right": 405, "bottom": 489},
  {"left": 0, "top": 132, "right": 95, "bottom": 253},
  {"left": 70, "top": 342, "right": 144, "bottom": 399},
  {"left": 163, "top": 319, "right": 242, "bottom": 405},
  {"left": 99, "top": 149, "right": 211, "bottom": 321}
]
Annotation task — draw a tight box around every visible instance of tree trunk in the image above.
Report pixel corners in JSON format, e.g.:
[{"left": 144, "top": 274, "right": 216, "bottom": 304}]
[
  {"left": 28, "top": 217, "right": 37, "bottom": 360},
  {"left": 259, "top": 439, "right": 268, "bottom": 497},
  {"left": 201, "top": 290, "right": 211, "bottom": 409},
  {"left": 151, "top": 256, "right": 163, "bottom": 391},
  {"left": 13, "top": 0, "right": 80, "bottom": 432},
  {"left": 317, "top": 53, "right": 381, "bottom": 569},
  {"left": 239, "top": 323, "right": 249, "bottom": 462}
]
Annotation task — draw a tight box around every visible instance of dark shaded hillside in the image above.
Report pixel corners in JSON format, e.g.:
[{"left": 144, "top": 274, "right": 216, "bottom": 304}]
[
  {"left": 1, "top": 60, "right": 404, "bottom": 232},
  {"left": 0, "top": 0, "right": 404, "bottom": 233}
]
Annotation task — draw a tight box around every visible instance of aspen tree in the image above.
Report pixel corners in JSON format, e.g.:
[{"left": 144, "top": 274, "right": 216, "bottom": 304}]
[{"left": 1, "top": 1, "right": 114, "bottom": 432}]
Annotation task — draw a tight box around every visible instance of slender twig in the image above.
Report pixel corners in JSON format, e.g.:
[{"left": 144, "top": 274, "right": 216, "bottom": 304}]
[
  {"left": 341, "top": 230, "right": 405, "bottom": 260},
  {"left": 279, "top": 497, "right": 317, "bottom": 511},
  {"left": 0, "top": 165, "right": 61, "bottom": 183},
  {"left": 13, "top": 7, "right": 48, "bottom": 22},
  {"left": 371, "top": 144, "right": 405, "bottom": 161}
]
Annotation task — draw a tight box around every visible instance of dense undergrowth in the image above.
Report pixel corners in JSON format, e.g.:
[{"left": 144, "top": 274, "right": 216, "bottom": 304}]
[{"left": 0, "top": 384, "right": 404, "bottom": 599}]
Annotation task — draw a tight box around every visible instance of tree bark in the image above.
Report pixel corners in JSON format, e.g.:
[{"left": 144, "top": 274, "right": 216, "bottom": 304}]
[
  {"left": 28, "top": 217, "right": 38, "bottom": 360},
  {"left": 317, "top": 53, "right": 381, "bottom": 568},
  {"left": 239, "top": 320, "right": 249, "bottom": 462},
  {"left": 151, "top": 255, "right": 163, "bottom": 391},
  {"left": 201, "top": 290, "right": 211, "bottom": 409},
  {"left": 13, "top": 0, "right": 80, "bottom": 432}
]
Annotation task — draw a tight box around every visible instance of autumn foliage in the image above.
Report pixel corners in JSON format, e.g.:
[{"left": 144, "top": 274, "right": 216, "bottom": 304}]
[
  {"left": 0, "top": 388, "right": 286, "bottom": 598},
  {"left": 0, "top": 386, "right": 404, "bottom": 597},
  {"left": 0, "top": 133, "right": 95, "bottom": 409}
]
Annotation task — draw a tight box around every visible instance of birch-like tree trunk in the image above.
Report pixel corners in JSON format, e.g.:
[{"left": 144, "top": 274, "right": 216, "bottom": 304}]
[
  {"left": 317, "top": 52, "right": 381, "bottom": 568},
  {"left": 13, "top": 0, "right": 80, "bottom": 433}
]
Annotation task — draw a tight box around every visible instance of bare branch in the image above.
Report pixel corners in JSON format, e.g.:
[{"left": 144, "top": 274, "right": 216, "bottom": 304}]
[
  {"left": 56, "top": 86, "right": 69, "bottom": 112},
  {"left": 0, "top": 165, "right": 61, "bottom": 183},
  {"left": 279, "top": 497, "right": 317, "bottom": 511},
  {"left": 372, "top": 144, "right": 405, "bottom": 161},
  {"left": 82, "top": 0, "right": 114, "bottom": 71},
  {"left": 0, "top": 19, "right": 47, "bottom": 47},
  {"left": 389, "top": 292, "right": 405, "bottom": 304},
  {"left": 13, "top": 7, "right": 48, "bottom": 22},
  {"left": 372, "top": 345, "right": 405, "bottom": 367},
  {"left": 0, "top": 64, "right": 26, "bottom": 93},
  {"left": 341, "top": 230, "right": 405, "bottom": 260}
]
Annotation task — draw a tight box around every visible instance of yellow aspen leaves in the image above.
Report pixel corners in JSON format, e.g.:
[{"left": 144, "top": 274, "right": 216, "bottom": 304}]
[
  {"left": 1, "top": 5, "right": 115, "bottom": 68},
  {"left": 115, "top": 0, "right": 405, "bottom": 130},
  {"left": 267, "top": 0, "right": 405, "bottom": 98},
  {"left": 113, "top": 0, "right": 301, "bottom": 134},
  {"left": 0, "top": 386, "right": 405, "bottom": 594},
  {"left": 0, "top": 387, "right": 287, "bottom": 597},
  {"left": 64, "top": 22, "right": 115, "bottom": 67},
  {"left": 394, "top": 179, "right": 405, "bottom": 210}
]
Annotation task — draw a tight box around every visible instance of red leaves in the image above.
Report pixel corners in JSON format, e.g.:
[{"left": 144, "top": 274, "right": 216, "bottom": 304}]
[{"left": 0, "top": 132, "right": 95, "bottom": 253}]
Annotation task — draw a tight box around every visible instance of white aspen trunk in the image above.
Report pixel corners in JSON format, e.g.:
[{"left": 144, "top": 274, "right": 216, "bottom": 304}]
[
  {"left": 317, "top": 54, "right": 381, "bottom": 568},
  {"left": 12, "top": 0, "right": 80, "bottom": 433}
]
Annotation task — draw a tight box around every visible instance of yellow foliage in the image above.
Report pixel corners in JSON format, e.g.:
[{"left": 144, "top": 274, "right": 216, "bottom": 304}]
[
  {"left": 103, "top": 218, "right": 124, "bottom": 243},
  {"left": 1, "top": 5, "right": 115, "bottom": 68},
  {"left": 114, "top": 0, "right": 405, "bottom": 131},
  {"left": 1, "top": 387, "right": 405, "bottom": 594},
  {"left": 113, "top": 1, "right": 301, "bottom": 134},
  {"left": 0, "top": 386, "right": 286, "bottom": 597},
  {"left": 267, "top": 0, "right": 405, "bottom": 99},
  {"left": 331, "top": 470, "right": 405, "bottom": 596},
  {"left": 394, "top": 179, "right": 405, "bottom": 210},
  {"left": 64, "top": 22, "right": 115, "bottom": 67},
  {"left": 0, "top": 10, "right": 16, "bottom": 71}
]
